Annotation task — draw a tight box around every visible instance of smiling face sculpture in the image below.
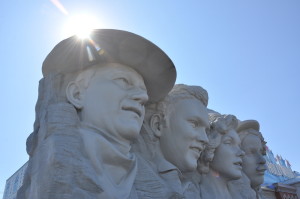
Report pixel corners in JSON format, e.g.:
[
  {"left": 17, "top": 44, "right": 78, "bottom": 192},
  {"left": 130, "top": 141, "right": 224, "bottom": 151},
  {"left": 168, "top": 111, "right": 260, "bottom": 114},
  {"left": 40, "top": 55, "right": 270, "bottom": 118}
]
[
  {"left": 17, "top": 29, "right": 177, "bottom": 199},
  {"left": 197, "top": 114, "right": 245, "bottom": 199},
  {"left": 197, "top": 114, "right": 246, "bottom": 179},
  {"left": 67, "top": 63, "right": 149, "bottom": 143},
  {"left": 207, "top": 114, "right": 245, "bottom": 180},
  {"left": 159, "top": 97, "right": 210, "bottom": 172},
  {"left": 210, "top": 128, "right": 244, "bottom": 180}
]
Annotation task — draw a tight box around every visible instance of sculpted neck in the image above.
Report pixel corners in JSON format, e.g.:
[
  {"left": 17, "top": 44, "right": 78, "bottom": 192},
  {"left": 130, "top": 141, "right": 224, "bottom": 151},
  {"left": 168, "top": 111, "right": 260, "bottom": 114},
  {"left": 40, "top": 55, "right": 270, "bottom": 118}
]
[
  {"left": 201, "top": 169, "right": 232, "bottom": 199},
  {"left": 79, "top": 122, "right": 138, "bottom": 185}
]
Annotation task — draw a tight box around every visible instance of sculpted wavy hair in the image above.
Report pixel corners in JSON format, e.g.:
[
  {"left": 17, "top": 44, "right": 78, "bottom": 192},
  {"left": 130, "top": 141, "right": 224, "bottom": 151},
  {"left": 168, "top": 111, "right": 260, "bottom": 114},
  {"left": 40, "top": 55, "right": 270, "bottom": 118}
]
[{"left": 197, "top": 114, "right": 239, "bottom": 174}]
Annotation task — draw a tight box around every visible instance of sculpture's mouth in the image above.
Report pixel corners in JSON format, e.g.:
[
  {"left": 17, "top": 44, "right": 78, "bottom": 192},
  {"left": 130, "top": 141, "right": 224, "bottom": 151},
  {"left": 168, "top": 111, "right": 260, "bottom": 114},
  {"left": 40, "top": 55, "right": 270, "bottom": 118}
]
[
  {"left": 122, "top": 106, "right": 142, "bottom": 118},
  {"left": 256, "top": 167, "right": 267, "bottom": 175},
  {"left": 190, "top": 145, "right": 204, "bottom": 154},
  {"left": 233, "top": 161, "right": 243, "bottom": 169}
]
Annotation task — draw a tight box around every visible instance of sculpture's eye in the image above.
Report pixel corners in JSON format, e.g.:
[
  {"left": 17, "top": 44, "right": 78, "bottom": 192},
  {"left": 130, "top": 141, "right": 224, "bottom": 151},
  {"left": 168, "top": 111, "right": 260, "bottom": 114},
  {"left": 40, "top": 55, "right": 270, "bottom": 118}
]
[
  {"left": 223, "top": 138, "right": 232, "bottom": 145},
  {"left": 114, "top": 77, "right": 131, "bottom": 88},
  {"left": 188, "top": 120, "right": 198, "bottom": 128},
  {"left": 119, "top": 77, "right": 129, "bottom": 84}
]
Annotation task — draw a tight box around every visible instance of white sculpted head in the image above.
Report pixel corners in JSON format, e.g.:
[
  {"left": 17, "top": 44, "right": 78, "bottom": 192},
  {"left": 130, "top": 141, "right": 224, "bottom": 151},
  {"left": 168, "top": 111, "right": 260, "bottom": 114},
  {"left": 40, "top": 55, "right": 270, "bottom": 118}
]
[
  {"left": 145, "top": 84, "right": 210, "bottom": 172},
  {"left": 20, "top": 29, "right": 177, "bottom": 199},
  {"left": 199, "top": 114, "right": 245, "bottom": 180},
  {"left": 66, "top": 62, "right": 149, "bottom": 143},
  {"left": 237, "top": 120, "right": 267, "bottom": 189}
]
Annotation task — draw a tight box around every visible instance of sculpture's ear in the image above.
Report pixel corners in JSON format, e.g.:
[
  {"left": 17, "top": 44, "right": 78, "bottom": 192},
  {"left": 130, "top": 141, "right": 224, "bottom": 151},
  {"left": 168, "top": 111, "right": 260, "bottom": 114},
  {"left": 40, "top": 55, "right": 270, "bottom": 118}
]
[
  {"left": 66, "top": 81, "right": 84, "bottom": 109},
  {"left": 150, "top": 114, "right": 163, "bottom": 138}
]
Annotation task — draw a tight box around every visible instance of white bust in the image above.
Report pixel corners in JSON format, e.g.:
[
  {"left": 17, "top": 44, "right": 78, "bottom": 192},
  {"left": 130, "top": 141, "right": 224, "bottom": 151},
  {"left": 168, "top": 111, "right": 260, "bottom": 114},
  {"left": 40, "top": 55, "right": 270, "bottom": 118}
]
[
  {"left": 198, "top": 114, "right": 245, "bottom": 199},
  {"left": 229, "top": 120, "right": 267, "bottom": 199},
  {"left": 134, "top": 84, "right": 210, "bottom": 198},
  {"left": 17, "top": 29, "right": 177, "bottom": 199},
  {"left": 238, "top": 123, "right": 266, "bottom": 189},
  {"left": 63, "top": 62, "right": 148, "bottom": 198}
]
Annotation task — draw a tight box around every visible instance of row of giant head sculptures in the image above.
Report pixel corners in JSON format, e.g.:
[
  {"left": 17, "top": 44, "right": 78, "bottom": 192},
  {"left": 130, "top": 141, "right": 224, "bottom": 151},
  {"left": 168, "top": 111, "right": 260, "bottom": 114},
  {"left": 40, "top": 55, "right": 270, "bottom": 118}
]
[{"left": 17, "top": 29, "right": 267, "bottom": 199}]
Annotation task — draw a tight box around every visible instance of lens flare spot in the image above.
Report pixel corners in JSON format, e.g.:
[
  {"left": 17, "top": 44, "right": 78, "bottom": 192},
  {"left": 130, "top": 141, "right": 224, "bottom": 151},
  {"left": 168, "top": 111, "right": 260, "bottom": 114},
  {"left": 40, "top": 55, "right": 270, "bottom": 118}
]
[{"left": 63, "top": 14, "right": 100, "bottom": 39}]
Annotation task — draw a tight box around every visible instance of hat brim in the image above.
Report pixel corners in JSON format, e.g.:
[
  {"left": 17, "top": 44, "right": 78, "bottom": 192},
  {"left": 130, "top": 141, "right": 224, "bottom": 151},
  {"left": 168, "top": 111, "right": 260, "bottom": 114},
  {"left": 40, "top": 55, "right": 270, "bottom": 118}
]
[
  {"left": 42, "top": 29, "right": 176, "bottom": 102},
  {"left": 237, "top": 120, "right": 260, "bottom": 132}
]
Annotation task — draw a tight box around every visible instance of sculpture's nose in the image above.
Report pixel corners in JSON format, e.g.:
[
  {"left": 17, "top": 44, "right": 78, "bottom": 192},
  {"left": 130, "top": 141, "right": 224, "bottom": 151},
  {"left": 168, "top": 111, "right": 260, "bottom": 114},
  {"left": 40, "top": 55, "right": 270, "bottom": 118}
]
[
  {"left": 237, "top": 147, "right": 245, "bottom": 158},
  {"left": 131, "top": 87, "right": 149, "bottom": 106},
  {"left": 197, "top": 128, "right": 209, "bottom": 145}
]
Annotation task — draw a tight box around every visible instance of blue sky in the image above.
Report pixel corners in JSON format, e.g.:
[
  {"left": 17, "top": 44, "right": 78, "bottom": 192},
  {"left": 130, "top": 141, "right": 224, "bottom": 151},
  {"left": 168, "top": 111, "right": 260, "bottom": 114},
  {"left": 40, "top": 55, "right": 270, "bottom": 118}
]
[{"left": 1, "top": 0, "right": 300, "bottom": 196}]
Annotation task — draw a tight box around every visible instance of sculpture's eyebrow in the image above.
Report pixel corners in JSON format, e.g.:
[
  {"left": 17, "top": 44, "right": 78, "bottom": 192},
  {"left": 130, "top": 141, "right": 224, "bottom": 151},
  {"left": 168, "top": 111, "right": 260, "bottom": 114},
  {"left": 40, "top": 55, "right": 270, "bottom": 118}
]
[
  {"left": 109, "top": 70, "right": 133, "bottom": 78},
  {"left": 111, "top": 71, "right": 147, "bottom": 90},
  {"left": 187, "top": 116, "right": 209, "bottom": 128},
  {"left": 244, "top": 146, "right": 256, "bottom": 151}
]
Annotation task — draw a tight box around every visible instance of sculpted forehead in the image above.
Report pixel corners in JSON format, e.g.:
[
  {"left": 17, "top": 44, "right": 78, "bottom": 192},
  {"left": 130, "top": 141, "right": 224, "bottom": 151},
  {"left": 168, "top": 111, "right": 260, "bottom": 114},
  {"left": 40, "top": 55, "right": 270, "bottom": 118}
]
[
  {"left": 169, "top": 98, "right": 209, "bottom": 126},
  {"left": 94, "top": 63, "right": 144, "bottom": 81},
  {"left": 222, "top": 129, "right": 241, "bottom": 145},
  {"left": 241, "top": 134, "right": 262, "bottom": 150}
]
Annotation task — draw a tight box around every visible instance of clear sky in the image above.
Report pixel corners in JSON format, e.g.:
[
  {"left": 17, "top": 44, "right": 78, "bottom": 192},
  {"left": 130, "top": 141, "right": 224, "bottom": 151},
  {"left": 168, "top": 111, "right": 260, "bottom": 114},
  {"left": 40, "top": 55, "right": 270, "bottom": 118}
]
[{"left": 1, "top": 0, "right": 300, "bottom": 197}]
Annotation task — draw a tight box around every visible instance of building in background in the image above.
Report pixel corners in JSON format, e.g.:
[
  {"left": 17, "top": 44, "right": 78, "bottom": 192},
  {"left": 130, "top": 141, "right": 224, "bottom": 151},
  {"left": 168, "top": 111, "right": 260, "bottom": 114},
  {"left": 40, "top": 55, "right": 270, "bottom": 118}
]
[
  {"left": 3, "top": 163, "right": 28, "bottom": 199},
  {"left": 262, "top": 146, "right": 300, "bottom": 199},
  {"left": 264, "top": 145, "right": 296, "bottom": 184}
]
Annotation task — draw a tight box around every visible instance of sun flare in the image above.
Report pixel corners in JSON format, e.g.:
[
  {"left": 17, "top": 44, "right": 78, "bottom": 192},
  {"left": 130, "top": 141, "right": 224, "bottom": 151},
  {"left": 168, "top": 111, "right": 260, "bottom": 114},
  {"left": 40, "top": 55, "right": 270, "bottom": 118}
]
[{"left": 63, "top": 14, "right": 100, "bottom": 39}]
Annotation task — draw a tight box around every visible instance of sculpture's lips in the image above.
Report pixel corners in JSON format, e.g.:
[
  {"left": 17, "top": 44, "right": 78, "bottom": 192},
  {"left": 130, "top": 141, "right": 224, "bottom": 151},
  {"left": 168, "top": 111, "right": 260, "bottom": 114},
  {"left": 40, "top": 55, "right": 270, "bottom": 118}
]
[
  {"left": 122, "top": 106, "right": 142, "bottom": 117},
  {"left": 190, "top": 145, "right": 204, "bottom": 154},
  {"left": 233, "top": 160, "right": 243, "bottom": 169},
  {"left": 256, "top": 167, "right": 267, "bottom": 175},
  {"left": 256, "top": 171, "right": 266, "bottom": 175}
]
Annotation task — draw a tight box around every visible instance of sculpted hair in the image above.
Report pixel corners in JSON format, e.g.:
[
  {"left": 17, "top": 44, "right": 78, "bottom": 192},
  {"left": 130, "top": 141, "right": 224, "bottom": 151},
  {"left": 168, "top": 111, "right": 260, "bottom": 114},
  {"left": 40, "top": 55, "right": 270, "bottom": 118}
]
[
  {"left": 198, "top": 114, "right": 238, "bottom": 174},
  {"left": 144, "top": 84, "right": 209, "bottom": 129}
]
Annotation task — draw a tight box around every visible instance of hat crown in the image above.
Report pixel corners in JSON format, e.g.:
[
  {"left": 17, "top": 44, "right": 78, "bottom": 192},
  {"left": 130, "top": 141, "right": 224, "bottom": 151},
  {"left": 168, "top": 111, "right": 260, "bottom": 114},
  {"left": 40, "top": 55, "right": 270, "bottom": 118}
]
[{"left": 42, "top": 29, "right": 176, "bottom": 102}]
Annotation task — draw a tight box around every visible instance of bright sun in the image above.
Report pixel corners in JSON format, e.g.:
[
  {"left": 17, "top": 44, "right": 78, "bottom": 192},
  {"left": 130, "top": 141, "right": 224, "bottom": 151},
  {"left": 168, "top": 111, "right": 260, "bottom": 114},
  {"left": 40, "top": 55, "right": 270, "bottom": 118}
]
[{"left": 63, "top": 14, "right": 100, "bottom": 39}]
